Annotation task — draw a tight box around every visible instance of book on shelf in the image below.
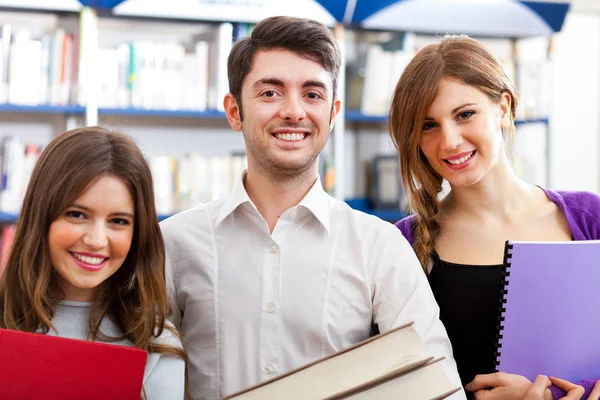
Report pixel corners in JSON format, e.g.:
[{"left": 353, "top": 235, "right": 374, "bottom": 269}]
[
  {"left": 0, "top": 13, "right": 253, "bottom": 112},
  {"left": 495, "top": 240, "right": 600, "bottom": 383},
  {"left": 0, "top": 21, "right": 77, "bottom": 107},
  {"left": 0, "top": 224, "right": 15, "bottom": 273},
  {"left": 0, "top": 328, "right": 147, "bottom": 399},
  {"left": 222, "top": 321, "right": 460, "bottom": 400}
]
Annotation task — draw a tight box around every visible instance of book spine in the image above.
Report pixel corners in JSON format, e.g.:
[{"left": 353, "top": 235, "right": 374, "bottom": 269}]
[{"left": 494, "top": 240, "right": 513, "bottom": 371}]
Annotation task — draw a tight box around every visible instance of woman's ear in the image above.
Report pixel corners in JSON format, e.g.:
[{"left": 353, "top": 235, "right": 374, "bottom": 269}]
[{"left": 499, "top": 92, "right": 512, "bottom": 129}]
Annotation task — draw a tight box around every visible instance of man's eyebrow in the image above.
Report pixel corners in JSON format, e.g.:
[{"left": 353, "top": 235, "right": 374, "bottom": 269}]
[
  {"left": 303, "top": 80, "right": 327, "bottom": 90},
  {"left": 253, "top": 78, "right": 285, "bottom": 89}
]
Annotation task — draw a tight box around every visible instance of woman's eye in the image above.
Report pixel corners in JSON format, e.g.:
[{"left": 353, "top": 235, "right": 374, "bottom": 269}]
[
  {"left": 65, "top": 211, "right": 85, "bottom": 219},
  {"left": 458, "top": 110, "right": 475, "bottom": 120},
  {"left": 422, "top": 121, "right": 437, "bottom": 131},
  {"left": 110, "top": 218, "right": 130, "bottom": 226}
]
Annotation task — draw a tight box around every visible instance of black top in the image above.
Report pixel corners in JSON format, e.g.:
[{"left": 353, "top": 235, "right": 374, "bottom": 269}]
[{"left": 428, "top": 251, "right": 504, "bottom": 392}]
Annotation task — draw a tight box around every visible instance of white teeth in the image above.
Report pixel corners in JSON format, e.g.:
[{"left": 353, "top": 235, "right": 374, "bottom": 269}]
[
  {"left": 73, "top": 253, "right": 105, "bottom": 265},
  {"left": 275, "top": 133, "right": 306, "bottom": 141},
  {"left": 447, "top": 152, "right": 474, "bottom": 165}
]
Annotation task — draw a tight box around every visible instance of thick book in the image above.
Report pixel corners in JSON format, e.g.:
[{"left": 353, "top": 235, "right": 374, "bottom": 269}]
[
  {"left": 495, "top": 240, "right": 600, "bottom": 382},
  {"left": 0, "top": 328, "right": 148, "bottom": 399},
  {"left": 222, "top": 322, "right": 460, "bottom": 400},
  {"left": 343, "top": 357, "right": 459, "bottom": 400}
]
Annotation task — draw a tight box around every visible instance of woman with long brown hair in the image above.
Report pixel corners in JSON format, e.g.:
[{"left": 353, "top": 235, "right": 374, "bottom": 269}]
[
  {"left": 391, "top": 35, "right": 599, "bottom": 400},
  {"left": 0, "top": 126, "right": 189, "bottom": 399}
]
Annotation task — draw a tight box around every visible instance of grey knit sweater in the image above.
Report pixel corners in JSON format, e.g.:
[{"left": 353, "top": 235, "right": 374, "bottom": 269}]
[{"left": 47, "top": 301, "right": 185, "bottom": 400}]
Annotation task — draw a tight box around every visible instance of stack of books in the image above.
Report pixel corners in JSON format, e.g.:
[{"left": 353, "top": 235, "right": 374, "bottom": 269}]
[{"left": 223, "top": 322, "right": 460, "bottom": 400}]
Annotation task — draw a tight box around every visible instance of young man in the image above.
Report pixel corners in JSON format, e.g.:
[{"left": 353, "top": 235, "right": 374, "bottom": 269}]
[{"left": 161, "top": 16, "right": 464, "bottom": 400}]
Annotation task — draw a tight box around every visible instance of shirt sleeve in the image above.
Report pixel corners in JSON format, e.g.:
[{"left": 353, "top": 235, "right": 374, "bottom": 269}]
[
  {"left": 370, "top": 225, "right": 466, "bottom": 399},
  {"left": 143, "top": 326, "right": 187, "bottom": 400},
  {"left": 162, "top": 221, "right": 183, "bottom": 330},
  {"left": 143, "top": 353, "right": 186, "bottom": 400}
]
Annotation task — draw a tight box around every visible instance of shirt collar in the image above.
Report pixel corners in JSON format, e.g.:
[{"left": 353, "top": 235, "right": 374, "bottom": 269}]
[
  {"left": 215, "top": 171, "right": 254, "bottom": 227},
  {"left": 215, "top": 171, "right": 331, "bottom": 234},
  {"left": 297, "top": 175, "right": 331, "bottom": 234}
]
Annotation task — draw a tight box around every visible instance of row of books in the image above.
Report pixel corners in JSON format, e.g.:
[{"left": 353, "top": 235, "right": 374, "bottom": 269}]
[
  {"left": 0, "top": 136, "right": 247, "bottom": 215},
  {"left": 0, "top": 24, "right": 76, "bottom": 106},
  {"left": 347, "top": 33, "right": 552, "bottom": 119},
  {"left": 2, "top": 14, "right": 550, "bottom": 120},
  {"left": 152, "top": 152, "right": 247, "bottom": 215},
  {"left": 0, "top": 19, "right": 250, "bottom": 111}
]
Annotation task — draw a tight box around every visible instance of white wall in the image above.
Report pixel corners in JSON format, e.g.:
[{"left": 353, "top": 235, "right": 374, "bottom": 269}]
[{"left": 549, "top": 11, "right": 600, "bottom": 192}]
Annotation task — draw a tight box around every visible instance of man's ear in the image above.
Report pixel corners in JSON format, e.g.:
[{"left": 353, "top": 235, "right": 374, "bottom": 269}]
[
  {"left": 224, "top": 93, "right": 242, "bottom": 132},
  {"left": 329, "top": 98, "right": 341, "bottom": 131}
]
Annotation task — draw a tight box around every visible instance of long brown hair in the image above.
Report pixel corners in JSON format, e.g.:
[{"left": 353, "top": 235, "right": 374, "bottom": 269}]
[
  {"left": 0, "top": 127, "right": 190, "bottom": 398},
  {"left": 389, "top": 35, "right": 519, "bottom": 272}
]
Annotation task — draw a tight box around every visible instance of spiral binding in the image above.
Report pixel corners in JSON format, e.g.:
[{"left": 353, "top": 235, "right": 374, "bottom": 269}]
[{"left": 494, "top": 241, "right": 513, "bottom": 370}]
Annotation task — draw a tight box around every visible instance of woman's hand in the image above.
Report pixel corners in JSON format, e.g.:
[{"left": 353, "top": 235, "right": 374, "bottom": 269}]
[
  {"left": 524, "top": 375, "right": 552, "bottom": 400},
  {"left": 466, "top": 372, "right": 552, "bottom": 400},
  {"left": 548, "top": 376, "right": 585, "bottom": 400}
]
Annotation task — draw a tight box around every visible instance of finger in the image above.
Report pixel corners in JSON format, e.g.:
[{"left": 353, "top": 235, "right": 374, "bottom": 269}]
[
  {"left": 587, "top": 380, "right": 600, "bottom": 400},
  {"left": 561, "top": 387, "right": 584, "bottom": 400},
  {"left": 550, "top": 377, "right": 584, "bottom": 394},
  {"left": 473, "top": 389, "right": 492, "bottom": 400},
  {"left": 466, "top": 373, "right": 505, "bottom": 391},
  {"left": 524, "top": 375, "right": 550, "bottom": 400}
]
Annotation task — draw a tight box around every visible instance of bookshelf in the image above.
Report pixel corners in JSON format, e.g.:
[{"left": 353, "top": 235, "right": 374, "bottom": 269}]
[
  {"left": 0, "top": 105, "right": 548, "bottom": 126},
  {"left": 345, "top": 110, "right": 550, "bottom": 126},
  {"left": 0, "top": 0, "right": 568, "bottom": 227}
]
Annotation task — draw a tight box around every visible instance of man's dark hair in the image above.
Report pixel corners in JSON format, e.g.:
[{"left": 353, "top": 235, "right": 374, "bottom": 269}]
[{"left": 227, "top": 16, "right": 341, "bottom": 119}]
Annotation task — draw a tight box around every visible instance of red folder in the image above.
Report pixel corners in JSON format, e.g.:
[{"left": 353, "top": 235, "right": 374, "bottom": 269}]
[{"left": 0, "top": 328, "right": 147, "bottom": 399}]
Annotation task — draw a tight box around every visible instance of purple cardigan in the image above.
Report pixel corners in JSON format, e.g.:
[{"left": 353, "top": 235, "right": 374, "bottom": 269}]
[{"left": 395, "top": 189, "right": 600, "bottom": 399}]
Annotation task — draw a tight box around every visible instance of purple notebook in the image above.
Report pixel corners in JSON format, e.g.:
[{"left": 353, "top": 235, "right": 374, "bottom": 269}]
[{"left": 496, "top": 240, "right": 600, "bottom": 382}]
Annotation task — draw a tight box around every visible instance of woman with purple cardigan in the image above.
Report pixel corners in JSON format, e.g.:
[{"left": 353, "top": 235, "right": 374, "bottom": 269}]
[{"left": 388, "top": 35, "right": 600, "bottom": 400}]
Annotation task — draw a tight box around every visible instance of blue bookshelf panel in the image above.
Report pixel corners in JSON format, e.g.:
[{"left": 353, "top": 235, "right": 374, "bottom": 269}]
[
  {"left": 97, "top": 107, "right": 227, "bottom": 119},
  {"left": 346, "top": 109, "right": 549, "bottom": 126},
  {"left": 0, "top": 104, "right": 85, "bottom": 114},
  {"left": 0, "top": 212, "right": 18, "bottom": 223},
  {"left": 345, "top": 198, "right": 405, "bottom": 222}
]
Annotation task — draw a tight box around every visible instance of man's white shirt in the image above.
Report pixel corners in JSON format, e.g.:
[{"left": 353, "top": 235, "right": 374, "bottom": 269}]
[{"left": 161, "top": 173, "right": 465, "bottom": 400}]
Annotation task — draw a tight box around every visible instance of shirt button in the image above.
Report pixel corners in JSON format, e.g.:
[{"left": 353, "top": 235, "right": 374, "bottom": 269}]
[
  {"left": 264, "top": 364, "right": 275, "bottom": 374},
  {"left": 269, "top": 243, "right": 278, "bottom": 253},
  {"left": 266, "top": 302, "right": 276, "bottom": 313}
]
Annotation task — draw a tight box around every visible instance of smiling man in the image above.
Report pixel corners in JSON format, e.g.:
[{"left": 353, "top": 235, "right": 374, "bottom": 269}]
[{"left": 160, "top": 16, "right": 465, "bottom": 400}]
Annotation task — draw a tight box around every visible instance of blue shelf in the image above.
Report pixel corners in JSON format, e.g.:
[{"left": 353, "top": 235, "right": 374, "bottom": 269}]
[
  {"left": 346, "top": 110, "right": 388, "bottom": 123},
  {"left": 347, "top": 109, "right": 549, "bottom": 126},
  {"left": 0, "top": 212, "right": 18, "bottom": 223},
  {"left": 0, "top": 104, "right": 85, "bottom": 114},
  {"left": 97, "top": 107, "right": 227, "bottom": 119},
  {"left": 0, "top": 105, "right": 549, "bottom": 126},
  {"left": 345, "top": 198, "right": 406, "bottom": 222},
  {"left": 514, "top": 117, "right": 549, "bottom": 125}
]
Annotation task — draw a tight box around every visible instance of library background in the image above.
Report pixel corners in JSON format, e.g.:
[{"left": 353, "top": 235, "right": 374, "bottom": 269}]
[{"left": 0, "top": 0, "right": 597, "bottom": 267}]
